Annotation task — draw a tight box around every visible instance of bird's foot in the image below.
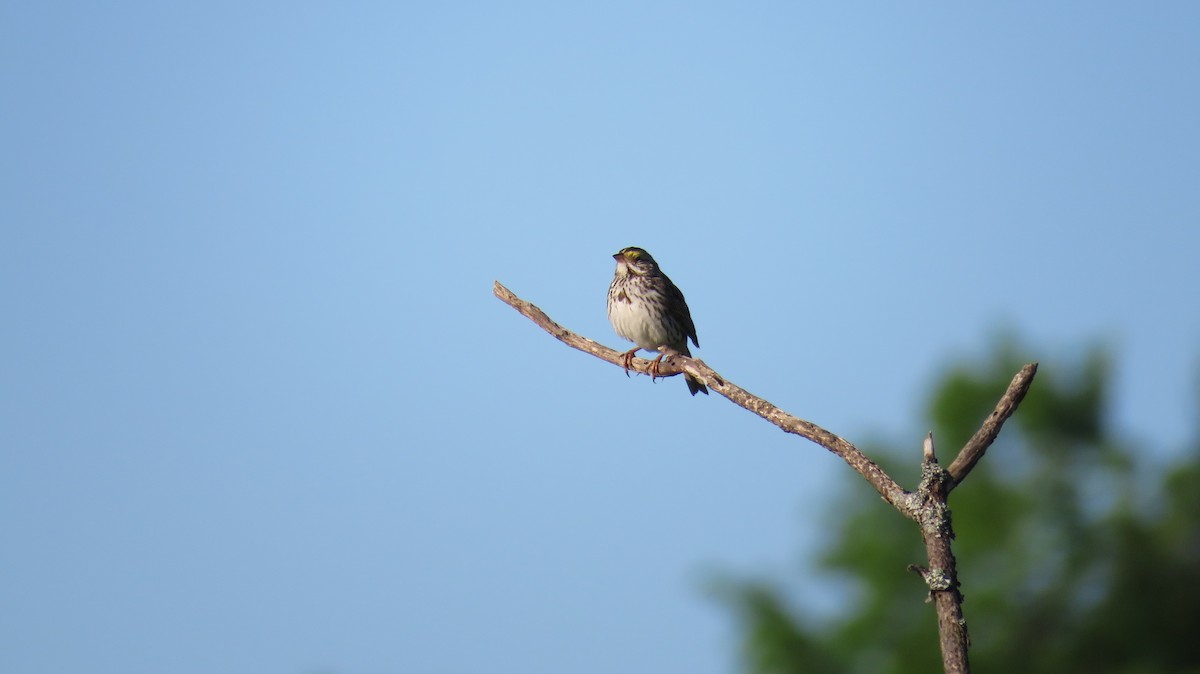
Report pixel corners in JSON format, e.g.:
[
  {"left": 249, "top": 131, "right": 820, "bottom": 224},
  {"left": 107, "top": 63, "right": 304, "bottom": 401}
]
[
  {"left": 620, "top": 348, "right": 640, "bottom": 378},
  {"left": 649, "top": 353, "right": 667, "bottom": 381}
]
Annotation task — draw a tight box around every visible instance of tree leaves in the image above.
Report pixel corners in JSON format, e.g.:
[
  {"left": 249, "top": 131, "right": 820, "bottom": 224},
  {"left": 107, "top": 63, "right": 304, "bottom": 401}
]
[{"left": 722, "top": 341, "right": 1200, "bottom": 673}]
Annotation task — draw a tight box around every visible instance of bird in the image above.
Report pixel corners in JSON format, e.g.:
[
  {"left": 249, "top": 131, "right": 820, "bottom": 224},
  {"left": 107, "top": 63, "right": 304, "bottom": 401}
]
[{"left": 607, "top": 246, "right": 708, "bottom": 396}]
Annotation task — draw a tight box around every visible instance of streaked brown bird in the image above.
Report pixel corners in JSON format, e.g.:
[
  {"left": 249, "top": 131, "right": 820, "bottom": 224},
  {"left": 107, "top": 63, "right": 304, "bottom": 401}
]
[{"left": 607, "top": 247, "right": 708, "bottom": 396}]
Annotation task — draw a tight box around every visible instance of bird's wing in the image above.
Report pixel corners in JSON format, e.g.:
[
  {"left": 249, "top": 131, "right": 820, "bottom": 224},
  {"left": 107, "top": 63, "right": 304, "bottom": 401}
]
[{"left": 664, "top": 275, "right": 699, "bottom": 349}]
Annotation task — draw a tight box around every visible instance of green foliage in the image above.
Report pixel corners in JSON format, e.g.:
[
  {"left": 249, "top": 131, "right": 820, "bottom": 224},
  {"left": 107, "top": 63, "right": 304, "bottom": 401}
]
[{"left": 721, "top": 342, "right": 1200, "bottom": 673}]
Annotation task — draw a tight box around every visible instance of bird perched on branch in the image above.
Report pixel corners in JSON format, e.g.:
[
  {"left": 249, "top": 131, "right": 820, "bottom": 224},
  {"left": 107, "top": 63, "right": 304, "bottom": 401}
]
[{"left": 607, "top": 247, "right": 708, "bottom": 396}]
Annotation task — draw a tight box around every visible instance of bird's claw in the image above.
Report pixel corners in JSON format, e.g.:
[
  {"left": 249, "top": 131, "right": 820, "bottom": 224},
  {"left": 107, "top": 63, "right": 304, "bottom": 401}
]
[{"left": 649, "top": 354, "right": 666, "bottom": 382}]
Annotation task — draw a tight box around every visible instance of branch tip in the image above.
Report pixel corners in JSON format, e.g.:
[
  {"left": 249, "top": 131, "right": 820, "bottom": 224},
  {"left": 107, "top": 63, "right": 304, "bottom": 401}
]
[{"left": 946, "top": 363, "right": 1038, "bottom": 489}]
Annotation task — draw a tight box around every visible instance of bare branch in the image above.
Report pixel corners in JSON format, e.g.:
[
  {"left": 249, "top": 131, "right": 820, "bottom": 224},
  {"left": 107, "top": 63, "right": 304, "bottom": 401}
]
[
  {"left": 494, "top": 280, "right": 913, "bottom": 515},
  {"left": 492, "top": 280, "right": 638, "bottom": 368},
  {"left": 946, "top": 363, "right": 1039, "bottom": 489},
  {"left": 495, "top": 279, "right": 1038, "bottom": 674}
]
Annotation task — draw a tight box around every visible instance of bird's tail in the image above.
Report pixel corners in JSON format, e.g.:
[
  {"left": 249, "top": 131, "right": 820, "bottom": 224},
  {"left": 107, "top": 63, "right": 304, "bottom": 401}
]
[{"left": 674, "top": 345, "right": 708, "bottom": 396}]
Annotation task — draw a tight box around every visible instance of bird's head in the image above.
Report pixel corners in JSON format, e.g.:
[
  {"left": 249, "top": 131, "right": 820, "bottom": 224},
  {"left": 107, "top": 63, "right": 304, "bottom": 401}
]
[{"left": 613, "top": 247, "right": 660, "bottom": 276}]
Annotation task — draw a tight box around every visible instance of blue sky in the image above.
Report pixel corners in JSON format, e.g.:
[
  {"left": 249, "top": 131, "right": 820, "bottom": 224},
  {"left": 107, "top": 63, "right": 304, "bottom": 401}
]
[{"left": 3, "top": 3, "right": 1198, "bottom": 673}]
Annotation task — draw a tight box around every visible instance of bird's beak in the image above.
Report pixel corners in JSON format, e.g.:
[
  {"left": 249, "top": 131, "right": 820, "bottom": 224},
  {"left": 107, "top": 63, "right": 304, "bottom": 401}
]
[{"left": 612, "top": 252, "right": 624, "bottom": 261}]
